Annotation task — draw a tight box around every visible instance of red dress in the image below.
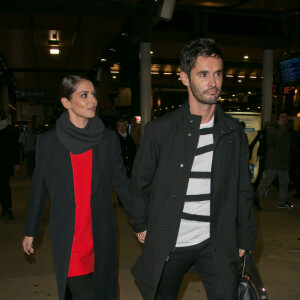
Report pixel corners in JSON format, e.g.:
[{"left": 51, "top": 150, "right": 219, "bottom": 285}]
[{"left": 68, "top": 149, "right": 94, "bottom": 277}]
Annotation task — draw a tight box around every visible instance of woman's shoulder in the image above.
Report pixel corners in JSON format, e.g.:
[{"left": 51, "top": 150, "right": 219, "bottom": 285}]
[{"left": 36, "top": 129, "right": 57, "bottom": 145}]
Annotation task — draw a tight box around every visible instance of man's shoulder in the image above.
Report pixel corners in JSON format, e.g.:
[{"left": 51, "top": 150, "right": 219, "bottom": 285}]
[{"left": 145, "top": 108, "right": 181, "bottom": 133}]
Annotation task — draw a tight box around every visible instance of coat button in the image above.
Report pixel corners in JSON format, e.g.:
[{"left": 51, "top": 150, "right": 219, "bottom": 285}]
[
  {"left": 180, "top": 164, "right": 184, "bottom": 167},
  {"left": 188, "top": 133, "right": 192, "bottom": 136},
  {"left": 172, "top": 194, "right": 176, "bottom": 197},
  {"left": 164, "top": 224, "right": 168, "bottom": 227},
  {"left": 156, "top": 251, "right": 159, "bottom": 256},
  {"left": 190, "top": 120, "right": 194, "bottom": 123}
]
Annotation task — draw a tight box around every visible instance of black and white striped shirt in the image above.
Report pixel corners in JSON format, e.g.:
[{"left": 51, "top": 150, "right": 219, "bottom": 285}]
[{"left": 176, "top": 117, "right": 214, "bottom": 247}]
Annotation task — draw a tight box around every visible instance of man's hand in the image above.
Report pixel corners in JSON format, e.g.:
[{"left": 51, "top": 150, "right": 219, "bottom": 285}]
[
  {"left": 239, "top": 249, "right": 245, "bottom": 257},
  {"left": 22, "top": 236, "right": 34, "bottom": 255},
  {"left": 136, "top": 231, "right": 147, "bottom": 244}
]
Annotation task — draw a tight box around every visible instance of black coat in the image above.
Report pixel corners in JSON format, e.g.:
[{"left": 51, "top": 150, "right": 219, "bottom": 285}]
[
  {"left": 130, "top": 102, "right": 257, "bottom": 300},
  {"left": 24, "top": 129, "right": 131, "bottom": 300}
]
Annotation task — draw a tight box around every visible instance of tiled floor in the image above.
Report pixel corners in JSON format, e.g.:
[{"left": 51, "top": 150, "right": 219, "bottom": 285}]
[{"left": 0, "top": 164, "right": 299, "bottom": 299}]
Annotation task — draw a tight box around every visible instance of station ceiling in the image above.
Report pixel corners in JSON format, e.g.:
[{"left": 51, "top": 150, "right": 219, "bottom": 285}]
[{"left": 0, "top": 0, "right": 299, "bottom": 102}]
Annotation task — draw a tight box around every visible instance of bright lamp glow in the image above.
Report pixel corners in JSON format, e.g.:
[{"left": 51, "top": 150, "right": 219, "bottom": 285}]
[{"left": 50, "top": 49, "right": 59, "bottom": 55}]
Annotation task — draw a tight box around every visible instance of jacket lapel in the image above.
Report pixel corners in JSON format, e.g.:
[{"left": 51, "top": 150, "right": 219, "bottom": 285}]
[{"left": 52, "top": 134, "right": 75, "bottom": 202}]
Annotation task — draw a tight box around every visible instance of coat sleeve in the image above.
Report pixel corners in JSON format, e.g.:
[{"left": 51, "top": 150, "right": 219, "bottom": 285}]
[
  {"left": 110, "top": 132, "right": 132, "bottom": 215},
  {"left": 24, "top": 135, "right": 49, "bottom": 237},
  {"left": 237, "top": 127, "right": 257, "bottom": 251},
  {"left": 129, "top": 123, "right": 160, "bottom": 233}
]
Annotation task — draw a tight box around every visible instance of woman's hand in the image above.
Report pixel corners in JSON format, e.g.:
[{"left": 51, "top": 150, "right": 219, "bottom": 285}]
[
  {"left": 136, "top": 231, "right": 147, "bottom": 244},
  {"left": 239, "top": 249, "right": 245, "bottom": 257},
  {"left": 22, "top": 236, "right": 35, "bottom": 255}
]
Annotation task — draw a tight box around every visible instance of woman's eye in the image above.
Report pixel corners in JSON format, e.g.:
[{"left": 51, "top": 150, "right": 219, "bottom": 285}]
[{"left": 81, "top": 93, "right": 87, "bottom": 98}]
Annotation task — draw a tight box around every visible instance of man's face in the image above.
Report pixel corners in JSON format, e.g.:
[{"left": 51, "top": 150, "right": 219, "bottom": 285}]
[
  {"left": 117, "top": 122, "right": 127, "bottom": 134},
  {"left": 278, "top": 113, "right": 288, "bottom": 126},
  {"left": 181, "top": 55, "right": 223, "bottom": 105}
]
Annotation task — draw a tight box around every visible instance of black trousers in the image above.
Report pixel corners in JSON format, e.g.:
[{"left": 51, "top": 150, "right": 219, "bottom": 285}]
[
  {"left": 155, "top": 239, "right": 237, "bottom": 300},
  {"left": 67, "top": 273, "right": 93, "bottom": 300}
]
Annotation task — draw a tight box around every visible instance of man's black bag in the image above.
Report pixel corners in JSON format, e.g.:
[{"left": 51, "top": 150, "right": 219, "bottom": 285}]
[{"left": 238, "top": 252, "right": 267, "bottom": 300}]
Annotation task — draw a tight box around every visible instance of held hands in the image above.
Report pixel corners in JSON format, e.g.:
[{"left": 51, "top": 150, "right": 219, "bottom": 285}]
[
  {"left": 22, "top": 236, "right": 35, "bottom": 255},
  {"left": 136, "top": 231, "right": 147, "bottom": 243}
]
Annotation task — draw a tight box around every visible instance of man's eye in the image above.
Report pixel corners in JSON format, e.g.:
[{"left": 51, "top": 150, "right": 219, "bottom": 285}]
[
  {"left": 200, "top": 73, "right": 206, "bottom": 77},
  {"left": 215, "top": 72, "right": 222, "bottom": 77}
]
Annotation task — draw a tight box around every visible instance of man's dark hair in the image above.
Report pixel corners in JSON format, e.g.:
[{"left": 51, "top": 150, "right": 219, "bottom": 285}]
[
  {"left": 180, "top": 38, "right": 223, "bottom": 76},
  {"left": 58, "top": 74, "right": 91, "bottom": 101}
]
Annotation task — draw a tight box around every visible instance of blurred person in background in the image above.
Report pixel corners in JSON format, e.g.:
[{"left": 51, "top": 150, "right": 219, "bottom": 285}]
[
  {"left": 116, "top": 118, "right": 136, "bottom": 178},
  {"left": 0, "top": 109, "right": 20, "bottom": 220},
  {"left": 19, "top": 122, "right": 37, "bottom": 176},
  {"left": 256, "top": 112, "right": 294, "bottom": 209}
]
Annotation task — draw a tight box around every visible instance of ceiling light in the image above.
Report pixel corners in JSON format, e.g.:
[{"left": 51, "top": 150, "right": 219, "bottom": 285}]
[
  {"left": 100, "top": 58, "right": 106, "bottom": 62},
  {"left": 244, "top": 55, "right": 249, "bottom": 59},
  {"left": 112, "top": 76, "right": 117, "bottom": 79},
  {"left": 226, "top": 74, "right": 233, "bottom": 78},
  {"left": 151, "top": 72, "right": 159, "bottom": 75},
  {"left": 150, "top": 51, "right": 153, "bottom": 55},
  {"left": 50, "top": 49, "right": 59, "bottom": 55},
  {"left": 238, "top": 80, "right": 242, "bottom": 82},
  {"left": 250, "top": 76, "right": 257, "bottom": 79},
  {"left": 163, "top": 72, "right": 172, "bottom": 75},
  {"left": 238, "top": 75, "right": 245, "bottom": 78}
]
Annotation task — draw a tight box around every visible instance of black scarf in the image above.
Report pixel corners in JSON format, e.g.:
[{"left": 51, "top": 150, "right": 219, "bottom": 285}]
[{"left": 56, "top": 110, "right": 105, "bottom": 154}]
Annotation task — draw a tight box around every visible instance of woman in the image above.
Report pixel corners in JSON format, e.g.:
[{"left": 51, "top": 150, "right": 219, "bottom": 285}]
[{"left": 22, "top": 75, "right": 132, "bottom": 300}]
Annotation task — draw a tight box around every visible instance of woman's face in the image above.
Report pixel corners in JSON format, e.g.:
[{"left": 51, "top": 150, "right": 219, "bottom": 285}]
[{"left": 61, "top": 79, "right": 97, "bottom": 128}]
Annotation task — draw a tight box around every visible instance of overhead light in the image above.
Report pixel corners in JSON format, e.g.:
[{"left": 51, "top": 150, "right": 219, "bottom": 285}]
[
  {"left": 121, "top": 32, "right": 128, "bottom": 36},
  {"left": 226, "top": 74, "right": 233, "bottom": 78},
  {"left": 250, "top": 76, "right": 257, "bottom": 79},
  {"left": 110, "top": 48, "right": 115, "bottom": 52},
  {"left": 163, "top": 72, "right": 172, "bottom": 75},
  {"left": 151, "top": 72, "right": 159, "bottom": 75},
  {"left": 100, "top": 58, "right": 106, "bottom": 62},
  {"left": 50, "top": 49, "right": 59, "bottom": 55},
  {"left": 110, "top": 71, "right": 119, "bottom": 74},
  {"left": 238, "top": 75, "right": 245, "bottom": 78},
  {"left": 112, "top": 76, "right": 117, "bottom": 79},
  {"left": 244, "top": 55, "right": 249, "bottom": 59},
  {"left": 238, "top": 79, "right": 242, "bottom": 82},
  {"left": 150, "top": 51, "right": 154, "bottom": 55}
]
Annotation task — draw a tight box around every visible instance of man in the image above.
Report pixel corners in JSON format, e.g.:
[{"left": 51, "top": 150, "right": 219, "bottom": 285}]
[
  {"left": 19, "top": 122, "right": 37, "bottom": 176},
  {"left": 0, "top": 109, "right": 20, "bottom": 220},
  {"left": 256, "top": 112, "right": 294, "bottom": 209},
  {"left": 116, "top": 119, "right": 136, "bottom": 178},
  {"left": 130, "top": 38, "right": 257, "bottom": 300}
]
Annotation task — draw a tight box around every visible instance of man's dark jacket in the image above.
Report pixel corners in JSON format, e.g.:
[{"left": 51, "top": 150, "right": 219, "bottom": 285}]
[
  {"left": 130, "top": 102, "right": 257, "bottom": 300},
  {"left": 24, "top": 129, "right": 132, "bottom": 300}
]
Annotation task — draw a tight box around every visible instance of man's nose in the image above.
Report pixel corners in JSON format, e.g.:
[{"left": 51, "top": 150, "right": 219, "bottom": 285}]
[{"left": 208, "top": 75, "right": 216, "bottom": 87}]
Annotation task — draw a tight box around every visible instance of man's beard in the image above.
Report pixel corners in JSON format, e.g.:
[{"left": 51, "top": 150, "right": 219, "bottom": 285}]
[{"left": 190, "top": 82, "right": 221, "bottom": 105}]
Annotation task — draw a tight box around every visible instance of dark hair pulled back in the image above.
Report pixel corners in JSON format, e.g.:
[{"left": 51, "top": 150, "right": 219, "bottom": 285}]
[{"left": 58, "top": 75, "right": 91, "bottom": 100}]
